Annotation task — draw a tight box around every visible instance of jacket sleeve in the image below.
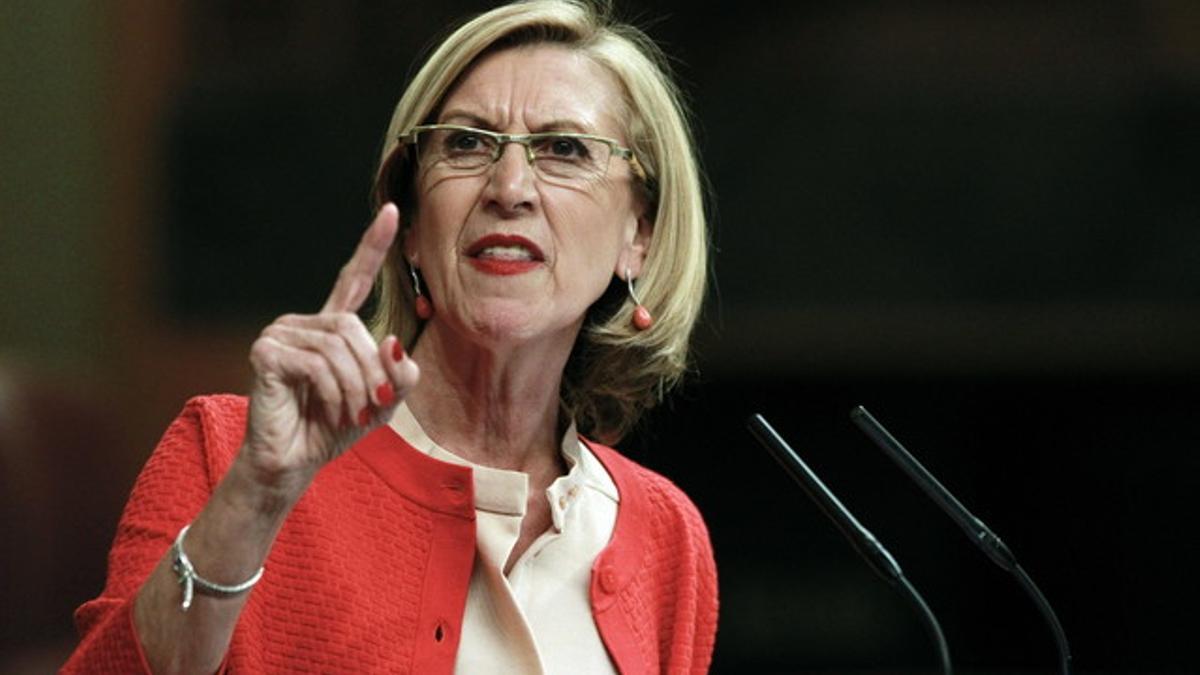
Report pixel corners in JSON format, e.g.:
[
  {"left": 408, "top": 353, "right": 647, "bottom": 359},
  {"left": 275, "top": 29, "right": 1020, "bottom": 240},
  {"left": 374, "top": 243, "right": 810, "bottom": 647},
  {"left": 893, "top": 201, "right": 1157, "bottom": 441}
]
[{"left": 61, "top": 396, "right": 244, "bottom": 674}]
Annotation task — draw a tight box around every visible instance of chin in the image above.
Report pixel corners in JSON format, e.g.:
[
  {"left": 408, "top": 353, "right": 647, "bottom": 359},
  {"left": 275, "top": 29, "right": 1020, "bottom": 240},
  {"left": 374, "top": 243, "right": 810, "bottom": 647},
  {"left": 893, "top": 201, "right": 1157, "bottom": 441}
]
[{"left": 461, "top": 300, "right": 565, "bottom": 346}]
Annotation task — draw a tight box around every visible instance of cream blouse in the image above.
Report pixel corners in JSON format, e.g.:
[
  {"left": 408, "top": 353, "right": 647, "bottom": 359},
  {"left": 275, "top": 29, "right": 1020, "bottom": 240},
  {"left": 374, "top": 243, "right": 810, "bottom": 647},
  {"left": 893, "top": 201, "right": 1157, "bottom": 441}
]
[{"left": 390, "top": 402, "right": 620, "bottom": 675}]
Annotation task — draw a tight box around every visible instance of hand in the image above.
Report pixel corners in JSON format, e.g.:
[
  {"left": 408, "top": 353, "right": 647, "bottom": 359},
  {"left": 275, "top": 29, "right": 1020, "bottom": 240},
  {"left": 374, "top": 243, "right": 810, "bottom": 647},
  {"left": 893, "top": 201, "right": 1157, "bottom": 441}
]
[{"left": 240, "top": 203, "right": 419, "bottom": 494}]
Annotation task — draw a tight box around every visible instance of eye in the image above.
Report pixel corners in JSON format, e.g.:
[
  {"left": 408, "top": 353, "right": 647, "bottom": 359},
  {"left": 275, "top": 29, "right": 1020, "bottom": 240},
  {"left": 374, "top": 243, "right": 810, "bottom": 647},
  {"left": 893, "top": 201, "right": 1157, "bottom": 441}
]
[
  {"left": 537, "top": 135, "right": 590, "bottom": 161},
  {"left": 443, "top": 130, "right": 489, "bottom": 154}
]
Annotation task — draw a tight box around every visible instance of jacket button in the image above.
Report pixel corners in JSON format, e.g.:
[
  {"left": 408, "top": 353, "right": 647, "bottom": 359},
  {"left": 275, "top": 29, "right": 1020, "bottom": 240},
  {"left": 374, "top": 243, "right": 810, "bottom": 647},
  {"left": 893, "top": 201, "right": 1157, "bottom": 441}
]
[{"left": 599, "top": 566, "right": 620, "bottom": 594}]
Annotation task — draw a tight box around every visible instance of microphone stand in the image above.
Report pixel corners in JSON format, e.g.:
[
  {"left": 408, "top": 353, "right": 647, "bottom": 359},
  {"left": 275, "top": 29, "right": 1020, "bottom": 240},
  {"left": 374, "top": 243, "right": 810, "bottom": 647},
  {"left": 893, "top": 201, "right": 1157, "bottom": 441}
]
[
  {"left": 748, "top": 414, "right": 953, "bottom": 675},
  {"left": 851, "top": 405, "right": 1072, "bottom": 675}
]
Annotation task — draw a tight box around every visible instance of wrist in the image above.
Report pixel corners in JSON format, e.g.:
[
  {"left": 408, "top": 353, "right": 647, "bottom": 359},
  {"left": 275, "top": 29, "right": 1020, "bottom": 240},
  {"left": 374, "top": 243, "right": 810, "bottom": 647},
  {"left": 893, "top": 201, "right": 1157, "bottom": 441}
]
[
  {"left": 221, "top": 450, "right": 314, "bottom": 519},
  {"left": 172, "top": 523, "right": 265, "bottom": 611}
]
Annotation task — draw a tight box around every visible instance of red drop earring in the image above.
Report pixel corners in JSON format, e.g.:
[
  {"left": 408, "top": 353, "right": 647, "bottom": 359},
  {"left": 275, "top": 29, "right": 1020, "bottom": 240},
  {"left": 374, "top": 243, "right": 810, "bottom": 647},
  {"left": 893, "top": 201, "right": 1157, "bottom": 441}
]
[
  {"left": 410, "top": 264, "right": 433, "bottom": 320},
  {"left": 626, "top": 267, "right": 652, "bottom": 331}
]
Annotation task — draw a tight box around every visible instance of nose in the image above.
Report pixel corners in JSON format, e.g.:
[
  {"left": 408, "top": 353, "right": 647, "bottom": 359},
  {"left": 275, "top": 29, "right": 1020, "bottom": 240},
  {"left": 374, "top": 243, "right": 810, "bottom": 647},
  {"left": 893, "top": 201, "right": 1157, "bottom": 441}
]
[{"left": 482, "top": 142, "right": 538, "bottom": 214}]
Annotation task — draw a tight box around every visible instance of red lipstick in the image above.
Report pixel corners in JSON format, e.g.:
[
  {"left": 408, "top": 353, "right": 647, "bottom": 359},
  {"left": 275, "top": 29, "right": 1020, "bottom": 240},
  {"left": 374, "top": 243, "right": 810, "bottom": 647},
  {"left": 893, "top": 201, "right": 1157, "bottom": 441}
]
[{"left": 465, "top": 234, "right": 545, "bottom": 276}]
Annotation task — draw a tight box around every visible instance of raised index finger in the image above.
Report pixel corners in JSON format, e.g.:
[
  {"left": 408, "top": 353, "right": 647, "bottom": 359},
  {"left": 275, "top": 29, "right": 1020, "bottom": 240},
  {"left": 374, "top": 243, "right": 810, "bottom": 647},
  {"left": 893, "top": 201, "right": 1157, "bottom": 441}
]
[{"left": 322, "top": 203, "right": 400, "bottom": 314}]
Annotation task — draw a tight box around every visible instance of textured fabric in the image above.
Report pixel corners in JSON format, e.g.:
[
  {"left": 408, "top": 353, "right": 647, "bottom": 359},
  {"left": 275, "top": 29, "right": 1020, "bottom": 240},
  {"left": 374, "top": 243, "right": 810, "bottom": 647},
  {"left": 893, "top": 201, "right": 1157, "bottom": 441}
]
[
  {"left": 391, "top": 401, "right": 619, "bottom": 675},
  {"left": 64, "top": 395, "right": 718, "bottom": 674}
]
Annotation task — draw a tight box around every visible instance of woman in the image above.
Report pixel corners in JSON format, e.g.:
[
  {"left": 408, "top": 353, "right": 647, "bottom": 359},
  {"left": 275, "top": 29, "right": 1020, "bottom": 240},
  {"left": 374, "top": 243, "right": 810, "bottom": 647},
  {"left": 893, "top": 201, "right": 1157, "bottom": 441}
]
[{"left": 66, "top": 1, "right": 715, "bottom": 672}]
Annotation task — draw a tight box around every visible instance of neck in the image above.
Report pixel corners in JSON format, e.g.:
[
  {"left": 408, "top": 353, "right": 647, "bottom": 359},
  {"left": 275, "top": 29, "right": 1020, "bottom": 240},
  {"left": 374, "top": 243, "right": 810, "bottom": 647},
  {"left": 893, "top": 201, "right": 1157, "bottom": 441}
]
[{"left": 399, "top": 320, "right": 577, "bottom": 475}]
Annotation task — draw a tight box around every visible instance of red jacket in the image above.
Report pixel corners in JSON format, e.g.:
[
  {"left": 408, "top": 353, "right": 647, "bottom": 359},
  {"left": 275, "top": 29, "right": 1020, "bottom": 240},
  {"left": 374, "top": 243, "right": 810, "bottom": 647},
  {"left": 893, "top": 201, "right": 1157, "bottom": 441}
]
[{"left": 65, "top": 395, "right": 718, "bottom": 673}]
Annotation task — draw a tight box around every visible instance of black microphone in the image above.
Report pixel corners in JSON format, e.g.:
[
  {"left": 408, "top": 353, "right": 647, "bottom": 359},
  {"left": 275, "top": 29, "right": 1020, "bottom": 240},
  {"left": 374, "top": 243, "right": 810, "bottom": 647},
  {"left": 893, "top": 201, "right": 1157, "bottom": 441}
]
[
  {"left": 850, "top": 405, "right": 1072, "bottom": 675},
  {"left": 747, "top": 414, "right": 952, "bottom": 675}
]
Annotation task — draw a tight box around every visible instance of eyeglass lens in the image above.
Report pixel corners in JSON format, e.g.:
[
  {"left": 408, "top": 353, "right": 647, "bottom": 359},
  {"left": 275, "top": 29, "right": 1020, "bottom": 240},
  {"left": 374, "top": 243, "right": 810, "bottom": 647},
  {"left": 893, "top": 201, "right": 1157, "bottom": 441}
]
[{"left": 417, "top": 128, "right": 613, "bottom": 182}]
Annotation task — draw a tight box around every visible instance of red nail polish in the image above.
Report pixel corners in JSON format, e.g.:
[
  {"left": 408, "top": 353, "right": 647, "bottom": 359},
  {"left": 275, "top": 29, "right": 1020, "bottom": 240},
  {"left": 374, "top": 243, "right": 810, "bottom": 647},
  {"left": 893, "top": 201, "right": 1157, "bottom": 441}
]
[
  {"left": 392, "top": 341, "right": 405, "bottom": 362},
  {"left": 357, "top": 406, "right": 372, "bottom": 427},
  {"left": 376, "top": 382, "right": 395, "bottom": 407}
]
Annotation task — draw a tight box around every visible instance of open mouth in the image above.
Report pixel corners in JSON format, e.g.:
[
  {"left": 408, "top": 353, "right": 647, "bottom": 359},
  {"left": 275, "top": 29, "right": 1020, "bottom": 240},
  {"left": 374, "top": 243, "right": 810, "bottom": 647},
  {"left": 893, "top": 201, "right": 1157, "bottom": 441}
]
[{"left": 465, "top": 234, "right": 545, "bottom": 275}]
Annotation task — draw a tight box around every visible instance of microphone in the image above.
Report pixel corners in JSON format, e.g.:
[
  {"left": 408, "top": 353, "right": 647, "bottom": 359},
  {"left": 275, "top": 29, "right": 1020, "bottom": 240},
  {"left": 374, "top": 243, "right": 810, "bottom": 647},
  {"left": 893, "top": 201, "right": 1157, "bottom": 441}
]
[
  {"left": 747, "top": 414, "right": 952, "bottom": 675},
  {"left": 850, "top": 405, "right": 1072, "bottom": 675}
]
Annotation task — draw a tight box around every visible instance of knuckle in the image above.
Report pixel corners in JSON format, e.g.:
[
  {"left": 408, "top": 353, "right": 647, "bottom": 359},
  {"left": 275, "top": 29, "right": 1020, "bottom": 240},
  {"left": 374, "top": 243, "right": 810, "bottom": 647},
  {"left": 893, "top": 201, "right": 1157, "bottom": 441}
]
[
  {"left": 299, "top": 350, "right": 326, "bottom": 374},
  {"left": 317, "top": 331, "right": 342, "bottom": 352},
  {"left": 333, "top": 312, "right": 360, "bottom": 333},
  {"left": 319, "top": 331, "right": 348, "bottom": 357},
  {"left": 249, "top": 337, "right": 275, "bottom": 364}
]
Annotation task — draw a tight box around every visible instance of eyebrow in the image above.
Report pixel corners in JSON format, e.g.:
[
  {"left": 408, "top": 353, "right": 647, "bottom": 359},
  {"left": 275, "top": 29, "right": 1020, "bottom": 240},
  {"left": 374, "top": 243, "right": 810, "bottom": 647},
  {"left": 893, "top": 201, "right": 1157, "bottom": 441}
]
[{"left": 438, "top": 110, "right": 596, "bottom": 135}]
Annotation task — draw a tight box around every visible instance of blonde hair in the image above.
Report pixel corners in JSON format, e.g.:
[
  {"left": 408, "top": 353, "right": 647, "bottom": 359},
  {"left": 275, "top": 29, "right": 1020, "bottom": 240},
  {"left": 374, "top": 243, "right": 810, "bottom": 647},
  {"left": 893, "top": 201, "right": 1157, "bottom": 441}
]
[{"left": 370, "top": 0, "right": 708, "bottom": 443}]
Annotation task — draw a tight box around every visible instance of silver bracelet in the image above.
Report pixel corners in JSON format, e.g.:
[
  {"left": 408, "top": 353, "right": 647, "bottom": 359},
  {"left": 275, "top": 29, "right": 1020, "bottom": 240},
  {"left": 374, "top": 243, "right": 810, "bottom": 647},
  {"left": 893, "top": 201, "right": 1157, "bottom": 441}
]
[{"left": 171, "top": 524, "right": 264, "bottom": 611}]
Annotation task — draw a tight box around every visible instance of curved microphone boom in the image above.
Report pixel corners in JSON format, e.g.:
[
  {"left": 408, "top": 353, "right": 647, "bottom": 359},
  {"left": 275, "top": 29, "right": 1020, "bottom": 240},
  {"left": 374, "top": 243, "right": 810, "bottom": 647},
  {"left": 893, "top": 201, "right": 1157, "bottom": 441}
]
[
  {"left": 747, "top": 414, "right": 952, "bottom": 675},
  {"left": 850, "top": 406, "right": 1072, "bottom": 675}
]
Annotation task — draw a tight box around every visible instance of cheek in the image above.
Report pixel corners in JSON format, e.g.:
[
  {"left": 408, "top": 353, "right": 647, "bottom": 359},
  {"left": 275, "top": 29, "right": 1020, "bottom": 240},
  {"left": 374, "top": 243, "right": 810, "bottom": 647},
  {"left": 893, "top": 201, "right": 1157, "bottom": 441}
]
[
  {"left": 549, "top": 206, "right": 629, "bottom": 295},
  {"left": 413, "top": 181, "right": 479, "bottom": 257},
  {"left": 547, "top": 185, "right": 635, "bottom": 248}
]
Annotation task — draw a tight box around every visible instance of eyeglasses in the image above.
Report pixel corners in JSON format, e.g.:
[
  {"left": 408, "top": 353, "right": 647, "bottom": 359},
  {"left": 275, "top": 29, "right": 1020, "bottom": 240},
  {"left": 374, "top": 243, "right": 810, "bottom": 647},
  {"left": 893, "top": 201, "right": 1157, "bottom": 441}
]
[{"left": 398, "top": 124, "right": 646, "bottom": 187}]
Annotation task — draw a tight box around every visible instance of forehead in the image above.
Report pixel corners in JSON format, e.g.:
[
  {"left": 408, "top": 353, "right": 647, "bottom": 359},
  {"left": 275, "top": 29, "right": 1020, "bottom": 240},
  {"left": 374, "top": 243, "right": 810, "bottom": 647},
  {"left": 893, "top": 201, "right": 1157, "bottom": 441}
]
[{"left": 438, "top": 44, "right": 626, "bottom": 135}]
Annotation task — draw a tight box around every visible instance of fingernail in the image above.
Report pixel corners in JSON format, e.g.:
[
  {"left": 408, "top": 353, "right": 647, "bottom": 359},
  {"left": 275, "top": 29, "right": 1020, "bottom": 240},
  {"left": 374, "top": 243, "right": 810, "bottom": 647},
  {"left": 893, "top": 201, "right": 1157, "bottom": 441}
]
[
  {"left": 357, "top": 406, "right": 372, "bottom": 427},
  {"left": 392, "top": 340, "right": 405, "bottom": 362},
  {"left": 376, "top": 382, "right": 395, "bottom": 407}
]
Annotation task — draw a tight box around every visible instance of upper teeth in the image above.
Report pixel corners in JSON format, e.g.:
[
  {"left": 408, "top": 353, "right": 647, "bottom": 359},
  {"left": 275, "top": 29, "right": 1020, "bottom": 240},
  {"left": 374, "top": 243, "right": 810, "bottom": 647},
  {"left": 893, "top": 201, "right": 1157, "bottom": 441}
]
[{"left": 478, "top": 245, "right": 533, "bottom": 260}]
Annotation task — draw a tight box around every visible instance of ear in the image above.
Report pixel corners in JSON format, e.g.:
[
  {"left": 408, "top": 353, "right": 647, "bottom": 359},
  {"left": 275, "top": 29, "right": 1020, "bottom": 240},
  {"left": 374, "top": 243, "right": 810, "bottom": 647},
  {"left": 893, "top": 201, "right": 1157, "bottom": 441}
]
[
  {"left": 402, "top": 221, "right": 420, "bottom": 267},
  {"left": 615, "top": 211, "right": 653, "bottom": 279}
]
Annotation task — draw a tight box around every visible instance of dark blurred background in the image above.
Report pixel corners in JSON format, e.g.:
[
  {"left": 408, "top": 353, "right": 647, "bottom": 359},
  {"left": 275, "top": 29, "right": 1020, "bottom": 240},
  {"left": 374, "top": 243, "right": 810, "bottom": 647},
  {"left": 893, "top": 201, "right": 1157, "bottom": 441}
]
[{"left": 2, "top": 1, "right": 1197, "bottom": 673}]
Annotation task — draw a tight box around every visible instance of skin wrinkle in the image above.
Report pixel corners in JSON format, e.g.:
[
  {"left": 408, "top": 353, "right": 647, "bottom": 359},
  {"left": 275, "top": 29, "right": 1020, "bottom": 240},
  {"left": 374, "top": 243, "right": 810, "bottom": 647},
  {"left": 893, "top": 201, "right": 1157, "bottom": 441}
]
[{"left": 437, "top": 111, "right": 599, "bottom": 135}]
